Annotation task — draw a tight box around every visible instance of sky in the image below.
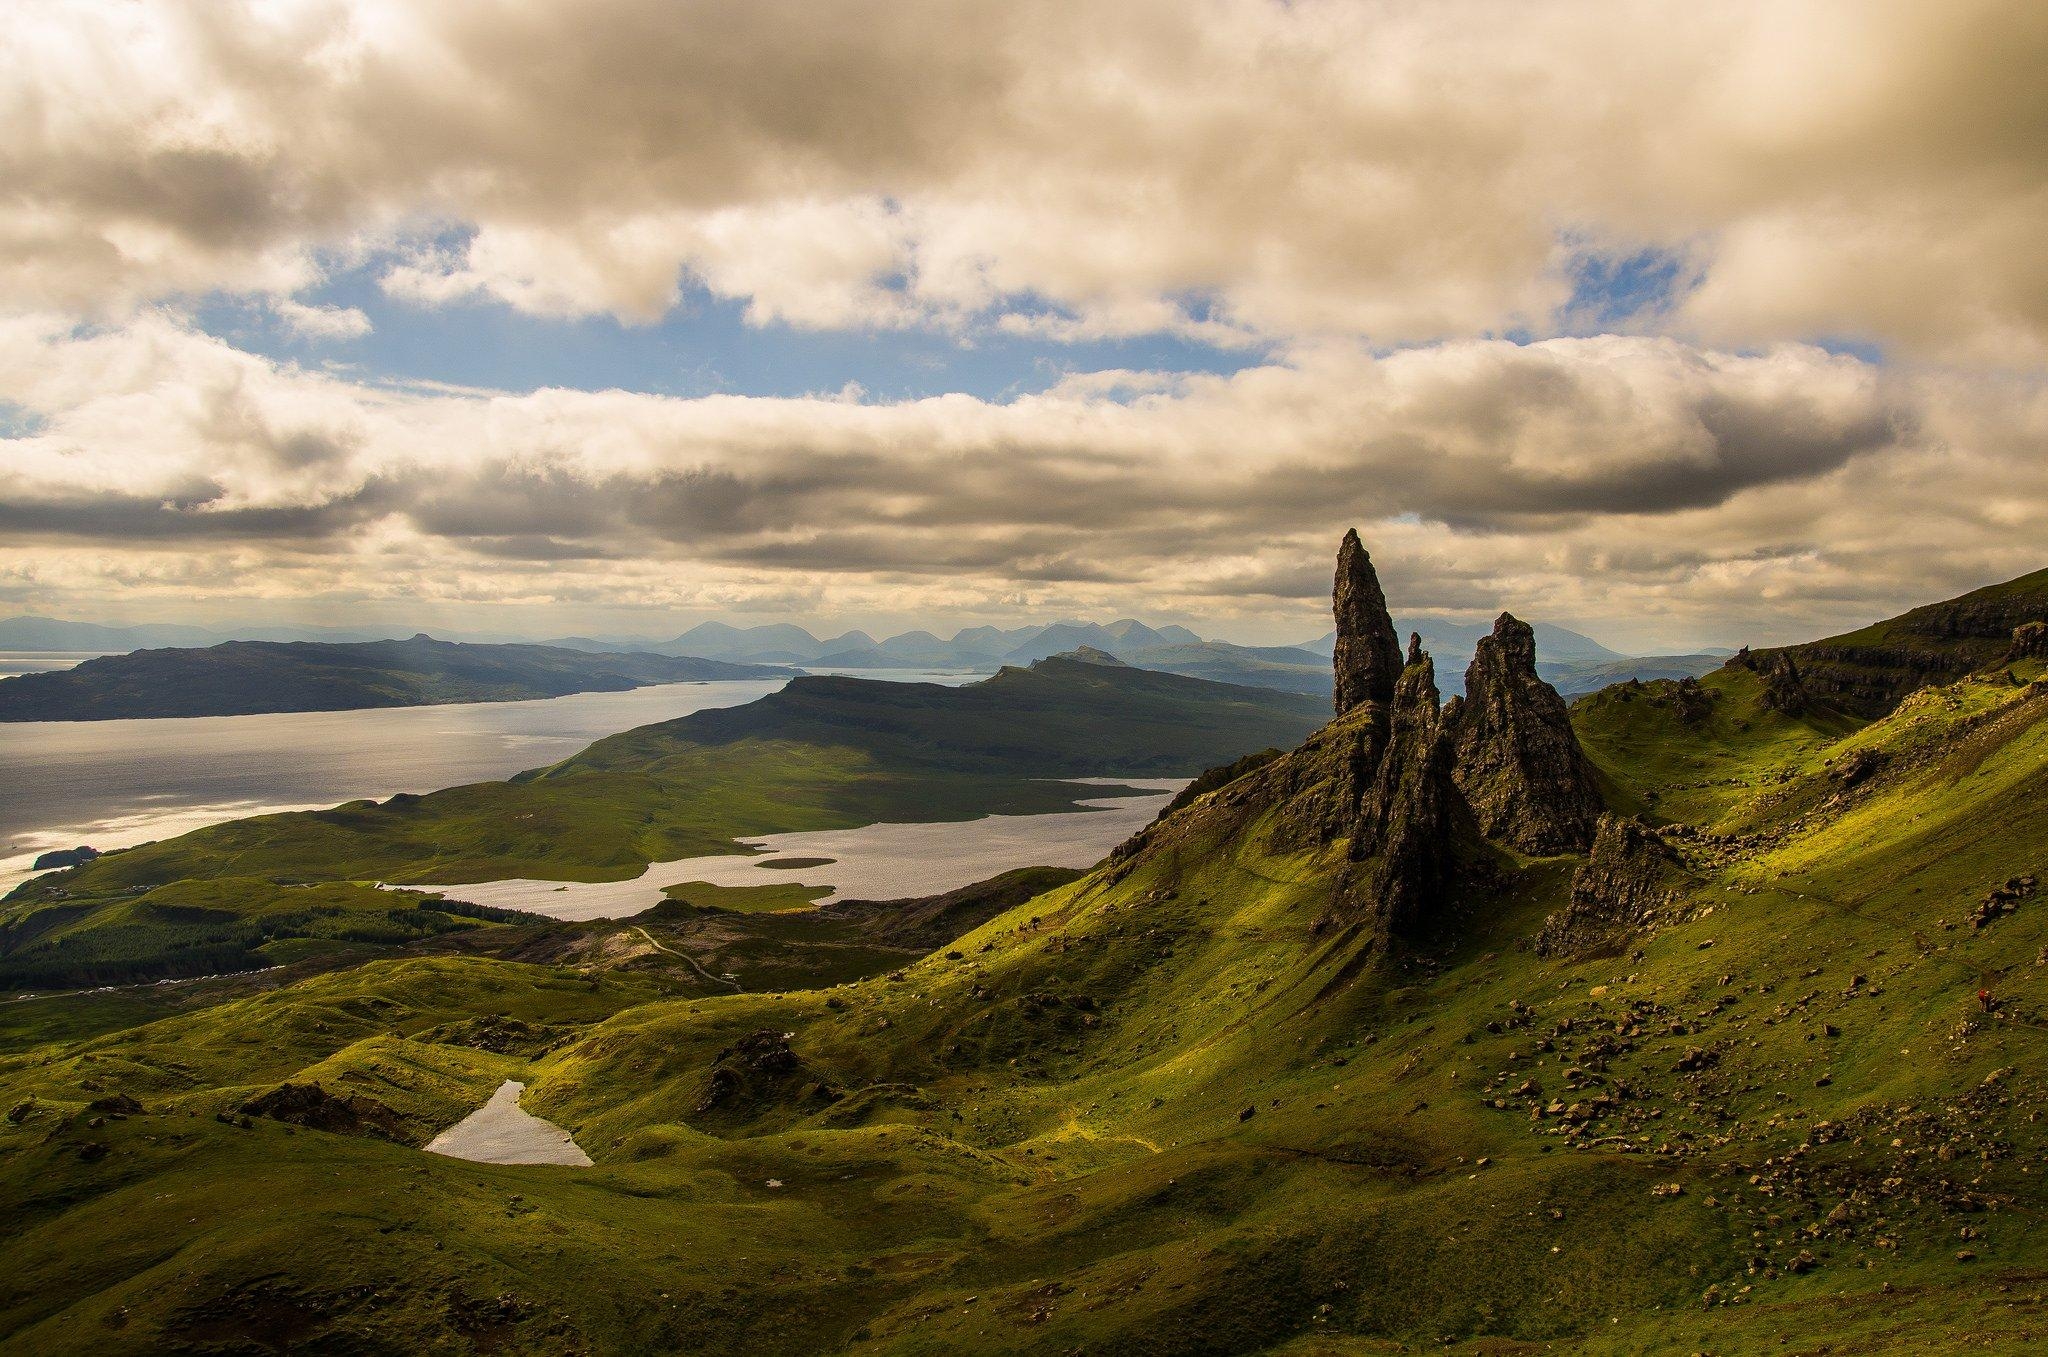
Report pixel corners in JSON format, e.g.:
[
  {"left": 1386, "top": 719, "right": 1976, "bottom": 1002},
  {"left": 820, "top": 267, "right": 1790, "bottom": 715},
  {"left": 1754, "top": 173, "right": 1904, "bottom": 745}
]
[{"left": 2, "top": 1, "right": 2045, "bottom": 654}]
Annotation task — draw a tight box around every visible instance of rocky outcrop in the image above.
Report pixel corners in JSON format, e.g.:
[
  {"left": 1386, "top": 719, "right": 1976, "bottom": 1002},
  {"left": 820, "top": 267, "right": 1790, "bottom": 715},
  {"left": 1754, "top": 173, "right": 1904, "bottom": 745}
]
[
  {"left": 1450, "top": 614, "right": 1603, "bottom": 855},
  {"left": 32, "top": 845, "right": 98, "bottom": 871},
  {"left": 1729, "top": 647, "right": 1811, "bottom": 715},
  {"left": 241, "top": 1082, "right": 411, "bottom": 1142},
  {"left": 1122, "top": 534, "right": 1610, "bottom": 953},
  {"left": 1536, "top": 815, "right": 1687, "bottom": 958},
  {"left": 694, "top": 1030, "right": 838, "bottom": 1121},
  {"left": 2012, "top": 622, "right": 2048, "bottom": 663},
  {"left": 1333, "top": 529, "right": 1403, "bottom": 718}
]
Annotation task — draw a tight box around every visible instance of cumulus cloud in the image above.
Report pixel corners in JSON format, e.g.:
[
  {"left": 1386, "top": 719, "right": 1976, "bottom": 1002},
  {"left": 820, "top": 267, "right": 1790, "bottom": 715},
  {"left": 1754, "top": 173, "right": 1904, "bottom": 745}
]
[
  {"left": 2, "top": 312, "right": 2040, "bottom": 648},
  {"left": 271, "top": 298, "right": 372, "bottom": 340},
  {"left": 1, "top": 0, "right": 2044, "bottom": 358},
  {"left": 2, "top": 1, "right": 2045, "bottom": 648}
]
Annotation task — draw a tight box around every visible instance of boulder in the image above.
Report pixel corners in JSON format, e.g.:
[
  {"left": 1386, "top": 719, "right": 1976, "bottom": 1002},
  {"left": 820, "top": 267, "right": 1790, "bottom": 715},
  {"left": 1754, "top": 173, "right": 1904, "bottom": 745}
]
[{"left": 2011, "top": 621, "right": 2048, "bottom": 662}]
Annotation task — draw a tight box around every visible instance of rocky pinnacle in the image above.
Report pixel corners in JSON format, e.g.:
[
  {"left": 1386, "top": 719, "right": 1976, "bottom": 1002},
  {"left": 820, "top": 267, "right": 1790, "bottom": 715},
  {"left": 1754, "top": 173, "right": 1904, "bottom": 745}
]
[
  {"left": 1333, "top": 529, "right": 1404, "bottom": 716},
  {"left": 1451, "top": 612, "right": 1604, "bottom": 855}
]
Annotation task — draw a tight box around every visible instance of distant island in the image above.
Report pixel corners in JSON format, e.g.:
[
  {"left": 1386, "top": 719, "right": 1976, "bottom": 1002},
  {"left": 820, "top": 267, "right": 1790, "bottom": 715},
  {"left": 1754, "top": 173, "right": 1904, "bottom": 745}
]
[{"left": 0, "top": 635, "right": 792, "bottom": 721}]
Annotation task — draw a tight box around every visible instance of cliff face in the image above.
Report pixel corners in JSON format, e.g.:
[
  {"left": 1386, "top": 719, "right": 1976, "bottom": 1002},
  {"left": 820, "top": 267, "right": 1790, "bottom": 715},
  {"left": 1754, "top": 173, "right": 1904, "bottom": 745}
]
[
  {"left": 2012, "top": 622, "right": 2048, "bottom": 663},
  {"left": 1449, "top": 614, "right": 1604, "bottom": 855},
  {"left": 1734, "top": 566, "right": 2048, "bottom": 716},
  {"left": 1353, "top": 642, "right": 1456, "bottom": 939}
]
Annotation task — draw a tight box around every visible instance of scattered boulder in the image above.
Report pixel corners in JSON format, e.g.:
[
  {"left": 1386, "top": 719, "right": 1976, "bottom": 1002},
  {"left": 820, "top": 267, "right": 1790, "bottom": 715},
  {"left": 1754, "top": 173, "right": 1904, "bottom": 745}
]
[
  {"left": 85, "top": 1092, "right": 144, "bottom": 1117},
  {"left": 240, "top": 1083, "right": 411, "bottom": 1143},
  {"left": 1828, "top": 748, "right": 1886, "bottom": 788},
  {"left": 1970, "top": 875, "right": 2036, "bottom": 929}
]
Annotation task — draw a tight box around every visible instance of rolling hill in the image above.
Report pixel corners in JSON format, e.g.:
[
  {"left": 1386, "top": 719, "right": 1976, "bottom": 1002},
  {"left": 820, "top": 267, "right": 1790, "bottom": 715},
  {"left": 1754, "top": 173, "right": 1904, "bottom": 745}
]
[
  {"left": 1, "top": 659, "right": 1323, "bottom": 985},
  {"left": 0, "top": 635, "right": 790, "bottom": 721},
  {"left": 2, "top": 544, "right": 2046, "bottom": 1353}
]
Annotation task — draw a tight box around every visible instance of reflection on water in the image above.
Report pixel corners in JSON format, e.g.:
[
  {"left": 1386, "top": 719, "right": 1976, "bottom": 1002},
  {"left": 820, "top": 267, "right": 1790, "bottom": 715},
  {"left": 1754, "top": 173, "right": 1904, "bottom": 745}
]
[
  {"left": 0, "top": 671, "right": 979, "bottom": 894},
  {"left": 424, "top": 1080, "right": 591, "bottom": 1167},
  {"left": 417, "top": 779, "right": 1187, "bottom": 921},
  {"left": 0, "top": 651, "right": 111, "bottom": 678}
]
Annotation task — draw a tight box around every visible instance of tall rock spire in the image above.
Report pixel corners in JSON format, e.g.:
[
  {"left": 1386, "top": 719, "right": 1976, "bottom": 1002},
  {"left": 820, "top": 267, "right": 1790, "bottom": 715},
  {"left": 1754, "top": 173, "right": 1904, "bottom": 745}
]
[
  {"left": 1450, "top": 613, "right": 1603, "bottom": 854},
  {"left": 1332, "top": 529, "right": 1404, "bottom": 716}
]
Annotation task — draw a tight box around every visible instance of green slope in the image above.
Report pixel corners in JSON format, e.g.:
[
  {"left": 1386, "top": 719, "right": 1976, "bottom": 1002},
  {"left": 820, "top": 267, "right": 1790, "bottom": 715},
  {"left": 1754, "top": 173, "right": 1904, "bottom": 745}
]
[
  {"left": 2, "top": 662, "right": 1323, "bottom": 986},
  {"left": 1742, "top": 564, "right": 2048, "bottom": 716},
  {"left": 3, "top": 563, "right": 2047, "bottom": 1354},
  {"left": 3, "top": 653, "right": 2045, "bottom": 1351}
]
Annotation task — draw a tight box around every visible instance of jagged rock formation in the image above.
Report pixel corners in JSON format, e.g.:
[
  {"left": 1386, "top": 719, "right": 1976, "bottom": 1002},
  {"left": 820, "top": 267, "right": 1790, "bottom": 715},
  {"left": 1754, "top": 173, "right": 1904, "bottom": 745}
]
[
  {"left": 1450, "top": 614, "right": 1604, "bottom": 855},
  {"left": 1118, "top": 534, "right": 1610, "bottom": 958},
  {"left": 1332, "top": 529, "right": 1403, "bottom": 718},
  {"left": 1730, "top": 647, "right": 1811, "bottom": 715},
  {"left": 1352, "top": 643, "right": 1456, "bottom": 939},
  {"left": 1536, "top": 815, "right": 1689, "bottom": 958}
]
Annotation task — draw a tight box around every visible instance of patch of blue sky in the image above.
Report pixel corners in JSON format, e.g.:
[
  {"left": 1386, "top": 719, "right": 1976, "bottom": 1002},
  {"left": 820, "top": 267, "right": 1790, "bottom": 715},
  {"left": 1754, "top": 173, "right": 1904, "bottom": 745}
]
[
  {"left": 0, "top": 401, "right": 47, "bottom": 438},
  {"left": 190, "top": 257, "right": 1269, "bottom": 404},
  {"left": 1561, "top": 243, "right": 1696, "bottom": 332}
]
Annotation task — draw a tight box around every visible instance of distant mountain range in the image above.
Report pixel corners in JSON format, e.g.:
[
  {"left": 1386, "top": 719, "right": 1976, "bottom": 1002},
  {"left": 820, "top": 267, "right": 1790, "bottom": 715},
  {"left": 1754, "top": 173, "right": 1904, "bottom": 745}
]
[
  {"left": 0, "top": 612, "right": 1730, "bottom": 700},
  {"left": 0, "top": 636, "right": 790, "bottom": 721},
  {"left": 1298, "top": 621, "right": 1730, "bottom": 697}
]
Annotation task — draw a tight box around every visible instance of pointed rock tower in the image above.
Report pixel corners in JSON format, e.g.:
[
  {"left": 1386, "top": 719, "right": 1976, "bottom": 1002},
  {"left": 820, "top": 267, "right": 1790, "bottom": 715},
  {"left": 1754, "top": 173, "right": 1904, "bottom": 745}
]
[
  {"left": 1333, "top": 529, "right": 1404, "bottom": 718},
  {"left": 1450, "top": 613, "right": 1603, "bottom": 854},
  {"left": 1353, "top": 636, "right": 1456, "bottom": 937}
]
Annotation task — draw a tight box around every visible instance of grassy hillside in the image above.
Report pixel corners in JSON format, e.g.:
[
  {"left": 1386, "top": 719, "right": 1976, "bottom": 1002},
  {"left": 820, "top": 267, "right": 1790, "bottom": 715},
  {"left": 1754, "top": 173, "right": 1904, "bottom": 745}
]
[
  {"left": 0, "top": 879, "right": 526, "bottom": 989},
  {"left": 2, "top": 570, "right": 2045, "bottom": 1352},
  {"left": 1, "top": 645, "right": 2044, "bottom": 1350},
  {"left": 0, "top": 634, "right": 787, "bottom": 721},
  {"left": 2, "top": 663, "right": 1321, "bottom": 986},
  {"left": 1743, "top": 565, "right": 2048, "bottom": 715}
]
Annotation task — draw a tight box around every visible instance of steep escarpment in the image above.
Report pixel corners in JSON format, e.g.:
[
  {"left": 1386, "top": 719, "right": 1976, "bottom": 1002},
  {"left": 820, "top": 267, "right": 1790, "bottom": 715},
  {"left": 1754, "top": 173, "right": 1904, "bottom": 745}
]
[{"left": 1736, "top": 564, "right": 2048, "bottom": 716}]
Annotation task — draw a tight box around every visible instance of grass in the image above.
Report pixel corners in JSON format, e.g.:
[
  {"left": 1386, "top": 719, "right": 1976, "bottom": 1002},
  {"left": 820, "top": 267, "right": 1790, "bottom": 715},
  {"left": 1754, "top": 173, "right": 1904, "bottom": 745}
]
[
  {"left": 9, "top": 660, "right": 1317, "bottom": 907},
  {"left": 2, "top": 653, "right": 2046, "bottom": 1350},
  {"left": 659, "top": 881, "right": 834, "bottom": 912},
  {"left": 0, "top": 878, "right": 520, "bottom": 989}
]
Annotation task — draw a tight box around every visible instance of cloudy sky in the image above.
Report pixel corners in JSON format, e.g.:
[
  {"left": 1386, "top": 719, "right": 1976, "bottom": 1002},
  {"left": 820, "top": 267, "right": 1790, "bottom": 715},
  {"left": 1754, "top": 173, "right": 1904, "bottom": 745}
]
[{"left": 2, "top": 0, "right": 2044, "bottom": 651}]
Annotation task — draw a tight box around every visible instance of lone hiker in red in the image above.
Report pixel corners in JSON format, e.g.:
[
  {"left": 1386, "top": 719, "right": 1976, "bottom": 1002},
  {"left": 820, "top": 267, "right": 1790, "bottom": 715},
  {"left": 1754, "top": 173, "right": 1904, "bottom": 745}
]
[{"left": 1978, "top": 988, "right": 1995, "bottom": 1013}]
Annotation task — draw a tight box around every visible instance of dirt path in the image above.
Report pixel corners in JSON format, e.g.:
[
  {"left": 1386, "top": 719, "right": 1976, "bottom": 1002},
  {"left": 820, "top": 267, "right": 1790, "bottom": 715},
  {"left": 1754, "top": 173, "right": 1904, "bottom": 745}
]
[{"left": 633, "top": 926, "right": 742, "bottom": 991}]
